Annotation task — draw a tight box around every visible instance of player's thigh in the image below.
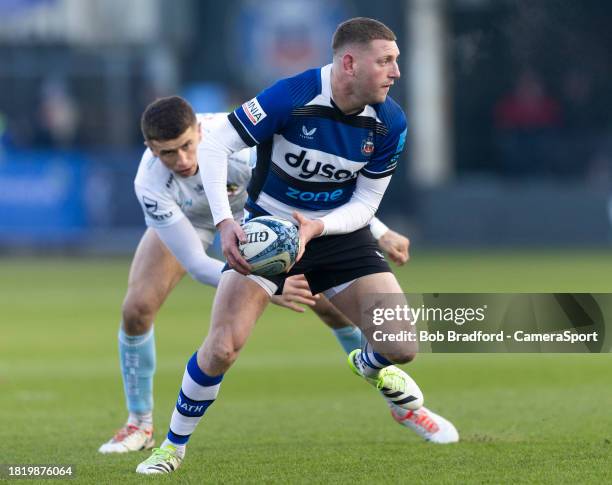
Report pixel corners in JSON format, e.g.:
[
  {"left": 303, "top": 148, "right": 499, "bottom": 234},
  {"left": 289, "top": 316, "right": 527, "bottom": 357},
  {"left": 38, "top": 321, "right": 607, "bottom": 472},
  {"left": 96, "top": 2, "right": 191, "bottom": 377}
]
[
  {"left": 124, "top": 228, "right": 186, "bottom": 313},
  {"left": 329, "top": 272, "right": 404, "bottom": 323},
  {"left": 330, "top": 272, "right": 416, "bottom": 356},
  {"left": 311, "top": 295, "right": 354, "bottom": 329},
  {"left": 205, "top": 271, "right": 270, "bottom": 351}
]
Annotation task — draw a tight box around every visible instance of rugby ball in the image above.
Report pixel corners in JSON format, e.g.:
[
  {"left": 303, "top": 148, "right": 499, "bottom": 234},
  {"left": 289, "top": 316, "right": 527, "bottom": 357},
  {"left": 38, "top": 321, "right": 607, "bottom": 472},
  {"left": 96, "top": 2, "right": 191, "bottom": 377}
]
[{"left": 239, "top": 216, "right": 300, "bottom": 276}]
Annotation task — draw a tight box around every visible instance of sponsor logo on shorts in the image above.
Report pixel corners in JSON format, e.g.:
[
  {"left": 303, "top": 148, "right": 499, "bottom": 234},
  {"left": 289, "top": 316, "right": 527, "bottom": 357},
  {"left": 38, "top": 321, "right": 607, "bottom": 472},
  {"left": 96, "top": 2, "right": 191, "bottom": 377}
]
[{"left": 242, "top": 97, "right": 267, "bottom": 125}]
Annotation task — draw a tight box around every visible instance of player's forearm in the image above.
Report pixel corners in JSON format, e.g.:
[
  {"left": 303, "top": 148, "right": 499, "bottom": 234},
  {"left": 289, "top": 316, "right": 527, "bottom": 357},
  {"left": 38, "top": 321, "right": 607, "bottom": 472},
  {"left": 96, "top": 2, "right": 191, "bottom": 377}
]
[
  {"left": 319, "top": 200, "right": 374, "bottom": 235},
  {"left": 154, "top": 220, "right": 224, "bottom": 287},
  {"left": 319, "top": 175, "right": 391, "bottom": 235},
  {"left": 199, "top": 117, "right": 248, "bottom": 226}
]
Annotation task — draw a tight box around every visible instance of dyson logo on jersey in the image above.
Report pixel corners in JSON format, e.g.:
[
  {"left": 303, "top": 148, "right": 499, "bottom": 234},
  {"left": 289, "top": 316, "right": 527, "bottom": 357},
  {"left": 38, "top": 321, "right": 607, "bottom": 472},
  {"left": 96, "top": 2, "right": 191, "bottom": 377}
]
[{"left": 285, "top": 150, "right": 357, "bottom": 180}]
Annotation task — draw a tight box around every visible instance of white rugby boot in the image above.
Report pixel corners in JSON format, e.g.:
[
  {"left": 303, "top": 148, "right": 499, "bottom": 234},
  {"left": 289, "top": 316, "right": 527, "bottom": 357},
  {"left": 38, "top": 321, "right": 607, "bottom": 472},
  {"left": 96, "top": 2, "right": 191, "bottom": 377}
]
[
  {"left": 390, "top": 404, "right": 459, "bottom": 443},
  {"left": 98, "top": 423, "right": 154, "bottom": 454}
]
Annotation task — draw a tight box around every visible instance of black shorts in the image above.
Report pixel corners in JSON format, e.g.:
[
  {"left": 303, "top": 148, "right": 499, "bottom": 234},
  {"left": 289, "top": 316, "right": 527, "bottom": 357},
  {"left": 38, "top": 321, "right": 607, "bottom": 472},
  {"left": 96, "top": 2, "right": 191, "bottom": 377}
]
[{"left": 266, "top": 225, "right": 391, "bottom": 295}]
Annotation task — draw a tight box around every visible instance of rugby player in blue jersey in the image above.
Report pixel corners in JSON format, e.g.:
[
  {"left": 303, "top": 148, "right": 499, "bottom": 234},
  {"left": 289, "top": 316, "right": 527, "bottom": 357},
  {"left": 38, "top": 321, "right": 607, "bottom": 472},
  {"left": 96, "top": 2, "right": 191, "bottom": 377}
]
[{"left": 137, "top": 18, "right": 457, "bottom": 474}]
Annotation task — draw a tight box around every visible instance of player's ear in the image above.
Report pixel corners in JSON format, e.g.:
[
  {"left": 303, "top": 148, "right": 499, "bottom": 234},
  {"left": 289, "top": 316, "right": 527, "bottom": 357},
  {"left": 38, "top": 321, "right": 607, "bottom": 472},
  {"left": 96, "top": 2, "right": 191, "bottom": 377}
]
[{"left": 342, "top": 53, "right": 356, "bottom": 76}]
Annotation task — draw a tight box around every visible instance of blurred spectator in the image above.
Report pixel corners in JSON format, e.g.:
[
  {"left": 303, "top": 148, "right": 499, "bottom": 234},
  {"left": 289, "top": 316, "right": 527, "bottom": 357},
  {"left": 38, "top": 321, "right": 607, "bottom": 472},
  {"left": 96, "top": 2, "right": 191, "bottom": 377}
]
[
  {"left": 493, "top": 69, "right": 563, "bottom": 177},
  {"left": 558, "top": 68, "right": 602, "bottom": 179},
  {"left": 494, "top": 70, "right": 562, "bottom": 130},
  {"left": 561, "top": 69, "right": 598, "bottom": 133},
  {"left": 34, "top": 78, "right": 80, "bottom": 148}
]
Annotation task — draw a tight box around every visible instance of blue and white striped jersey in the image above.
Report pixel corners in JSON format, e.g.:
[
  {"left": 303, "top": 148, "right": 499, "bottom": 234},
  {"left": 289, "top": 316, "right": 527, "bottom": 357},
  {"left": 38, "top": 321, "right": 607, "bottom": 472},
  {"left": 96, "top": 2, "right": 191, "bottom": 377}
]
[{"left": 228, "top": 64, "right": 407, "bottom": 219}]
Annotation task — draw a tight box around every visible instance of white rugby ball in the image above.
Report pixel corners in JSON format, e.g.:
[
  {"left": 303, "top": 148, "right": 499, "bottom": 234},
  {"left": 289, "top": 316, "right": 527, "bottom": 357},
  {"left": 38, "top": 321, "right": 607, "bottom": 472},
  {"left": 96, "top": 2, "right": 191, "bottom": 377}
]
[{"left": 239, "top": 216, "right": 300, "bottom": 276}]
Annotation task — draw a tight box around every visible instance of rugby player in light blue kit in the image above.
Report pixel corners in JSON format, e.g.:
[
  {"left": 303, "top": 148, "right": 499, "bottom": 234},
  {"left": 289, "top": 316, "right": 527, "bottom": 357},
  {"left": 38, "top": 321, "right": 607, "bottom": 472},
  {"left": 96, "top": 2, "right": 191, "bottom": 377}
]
[{"left": 137, "top": 18, "right": 457, "bottom": 474}]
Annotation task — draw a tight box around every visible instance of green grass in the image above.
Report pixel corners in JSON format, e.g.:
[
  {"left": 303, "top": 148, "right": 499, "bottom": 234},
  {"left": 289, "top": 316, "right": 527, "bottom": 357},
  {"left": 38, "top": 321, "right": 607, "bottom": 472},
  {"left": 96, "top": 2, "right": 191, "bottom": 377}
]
[{"left": 1, "top": 250, "right": 612, "bottom": 484}]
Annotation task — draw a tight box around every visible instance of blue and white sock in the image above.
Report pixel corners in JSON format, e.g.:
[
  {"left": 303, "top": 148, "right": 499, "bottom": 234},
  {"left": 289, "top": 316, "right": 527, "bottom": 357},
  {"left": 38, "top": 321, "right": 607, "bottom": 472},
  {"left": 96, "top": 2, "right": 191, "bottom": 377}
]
[
  {"left": 332, "top": 326, "right": 363, "bottom": 354},
  {"left": 166, "top": 352, "right": 223, "bottom": 447},
  {"left": 358, "top": 341, "right": 392, "bottom": 378},
  {"left": 119, "top": 325, "right": 156, "bottom": 423}
]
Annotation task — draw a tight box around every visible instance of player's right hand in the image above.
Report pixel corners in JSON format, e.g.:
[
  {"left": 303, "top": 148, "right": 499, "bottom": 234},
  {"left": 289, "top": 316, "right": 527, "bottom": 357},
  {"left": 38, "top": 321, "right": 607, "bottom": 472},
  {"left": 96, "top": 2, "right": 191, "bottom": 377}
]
[
  {"left": 293, "top": 211, "right": 324, "bottom": 262},
  {"left": 217, "top": 218, "right": 251, "bottom": 275}
]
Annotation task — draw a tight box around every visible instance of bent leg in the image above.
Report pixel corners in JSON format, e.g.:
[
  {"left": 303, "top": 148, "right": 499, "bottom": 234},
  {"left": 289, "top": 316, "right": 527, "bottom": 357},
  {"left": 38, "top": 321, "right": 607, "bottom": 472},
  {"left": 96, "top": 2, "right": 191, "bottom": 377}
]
[
  {"left": 199, "top": 271, "right": 270, "bottom": 374},
  {"left": 166, "top": 271, "right": 270, "bottom": 448},
  {"left": 122, "top": 228, "right": 186, "bottom": 335},
  {"left": 330, "top": 273, "right": 422, "bottom": 411},
  {"left": 120, "top": 229, "right": 186, "bottom": 415},
  {"left": 102, "top": 229, "right": 188, "bottom": 453},
  {"left": 329, "top": 272, "right": 416, "bottom": 364},
  {"left": 314, "top": 282, "right": 451, "bottom": 436}
]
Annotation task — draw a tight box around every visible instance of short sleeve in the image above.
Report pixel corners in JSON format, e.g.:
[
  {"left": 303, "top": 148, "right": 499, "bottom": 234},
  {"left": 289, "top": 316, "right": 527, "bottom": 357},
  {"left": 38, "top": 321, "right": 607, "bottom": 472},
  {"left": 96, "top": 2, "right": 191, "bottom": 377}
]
[
  {"left": 134, "top": 183, "right": 185, "bottom": 229},
  {"left": 361, "top": 113, "right": 407, "bottom": 179},
  {"left": 227, "top": 79, "right": 294, "bottom": 146}
]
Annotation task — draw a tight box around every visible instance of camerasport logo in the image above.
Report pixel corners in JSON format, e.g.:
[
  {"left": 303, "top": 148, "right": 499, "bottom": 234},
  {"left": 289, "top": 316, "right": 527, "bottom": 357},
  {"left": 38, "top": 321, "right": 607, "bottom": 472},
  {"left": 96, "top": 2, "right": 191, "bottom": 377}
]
[{"left": 242, "top": 98, "right": 267, "bottom": 125}]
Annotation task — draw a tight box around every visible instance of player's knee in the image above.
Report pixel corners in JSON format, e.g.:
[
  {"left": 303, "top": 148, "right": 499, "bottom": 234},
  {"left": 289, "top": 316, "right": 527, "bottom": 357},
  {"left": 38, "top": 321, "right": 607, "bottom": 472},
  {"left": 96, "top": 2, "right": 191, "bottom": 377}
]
[
  {"left": 208, "top": 342, "right": 240, "bottom": 368},
  {"left": 121, "top": 299, "right": 155, "bottom": 335}
]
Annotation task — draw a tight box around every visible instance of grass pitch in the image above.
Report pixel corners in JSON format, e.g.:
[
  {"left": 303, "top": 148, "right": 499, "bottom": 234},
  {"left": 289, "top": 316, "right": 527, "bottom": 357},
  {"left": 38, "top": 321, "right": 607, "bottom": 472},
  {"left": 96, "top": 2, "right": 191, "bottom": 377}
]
[{"left": 1, "top": 249, "right": 611, "bottom": 484}]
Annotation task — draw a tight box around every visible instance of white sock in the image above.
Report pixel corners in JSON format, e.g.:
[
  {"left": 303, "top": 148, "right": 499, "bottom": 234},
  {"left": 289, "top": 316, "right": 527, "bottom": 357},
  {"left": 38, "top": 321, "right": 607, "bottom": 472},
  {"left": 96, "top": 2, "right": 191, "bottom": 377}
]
[
  {"left": 161, "top": 438, "right": 186, "bottom": 457},
  {"left": 166, "top": 352, "right": 223, "bottom": 447},
  {"left": 358, "top": 342, "right": 393, "bottom": 378},
  {"left": 128, "top": 411, "right": 153, "bottom": 430}
]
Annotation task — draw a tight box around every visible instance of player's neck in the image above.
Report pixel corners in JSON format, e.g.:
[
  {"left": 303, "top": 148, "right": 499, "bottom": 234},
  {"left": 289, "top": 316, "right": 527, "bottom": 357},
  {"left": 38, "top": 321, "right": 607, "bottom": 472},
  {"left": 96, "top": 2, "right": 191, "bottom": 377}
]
[{"left": 330, "top": 68, "right": 365, "bottom": 115}]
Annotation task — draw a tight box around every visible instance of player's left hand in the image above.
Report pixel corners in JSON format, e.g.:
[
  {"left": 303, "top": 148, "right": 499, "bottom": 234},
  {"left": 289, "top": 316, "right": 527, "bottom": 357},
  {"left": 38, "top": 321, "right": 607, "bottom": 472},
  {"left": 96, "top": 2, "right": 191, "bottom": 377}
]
[
  {"left": 378, "top": 229, "right": 410, "bottom": 265},
  {"left": 293, "top": 211, "right": 324, "bottom": 262},
  {"left": 270, "top": 274, "right": 319, "bottom": 313}
]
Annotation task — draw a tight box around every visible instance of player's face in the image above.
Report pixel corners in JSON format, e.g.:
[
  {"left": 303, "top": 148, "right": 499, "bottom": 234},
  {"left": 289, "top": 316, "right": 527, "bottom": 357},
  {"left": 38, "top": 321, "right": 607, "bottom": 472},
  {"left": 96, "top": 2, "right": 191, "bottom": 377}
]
[
  {"left": 353, "top": 39, "right": 400, "bottom": 105},
  {"left": 147, "top": 123, "right": 201, "bottom": 177}
]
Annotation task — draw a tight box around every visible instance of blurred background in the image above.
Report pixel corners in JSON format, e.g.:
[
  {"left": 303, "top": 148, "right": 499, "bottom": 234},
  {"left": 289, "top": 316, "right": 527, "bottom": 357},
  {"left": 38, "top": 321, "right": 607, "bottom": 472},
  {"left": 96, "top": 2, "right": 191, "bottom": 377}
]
[{"left": 1, "top": 0, "right": 612, "bottom": 253}]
